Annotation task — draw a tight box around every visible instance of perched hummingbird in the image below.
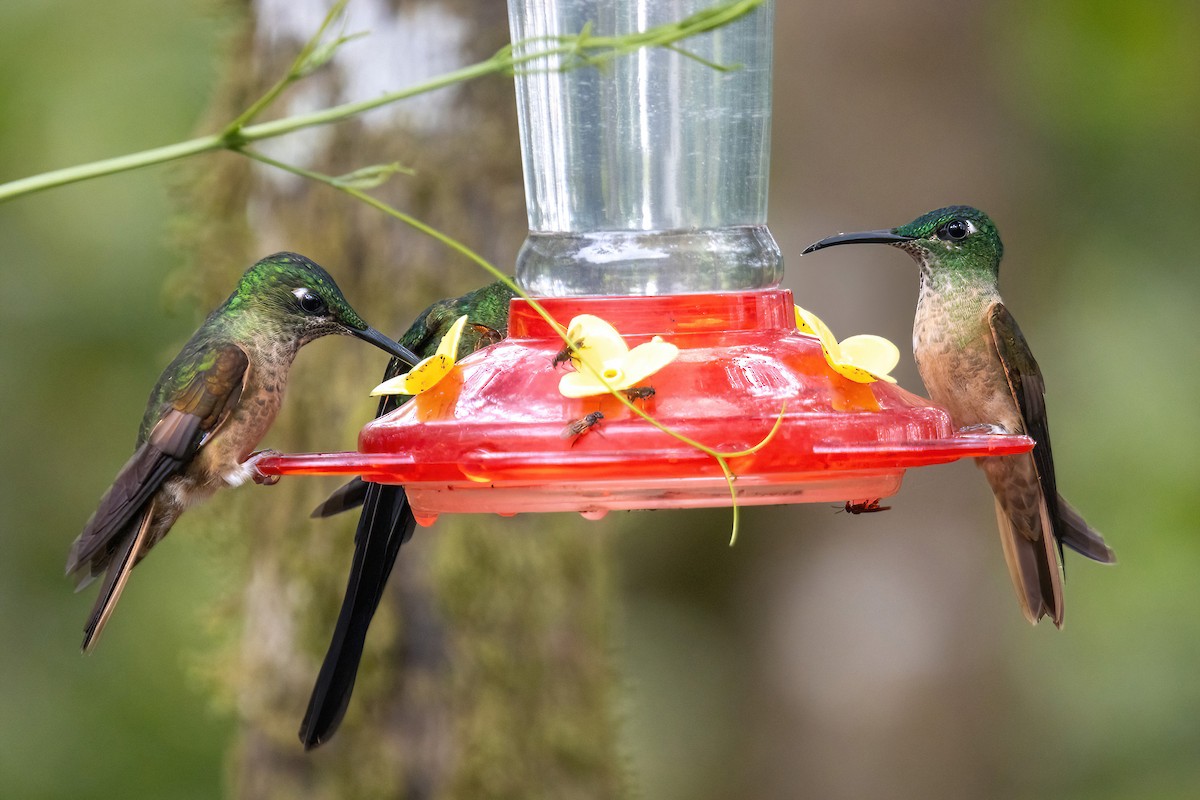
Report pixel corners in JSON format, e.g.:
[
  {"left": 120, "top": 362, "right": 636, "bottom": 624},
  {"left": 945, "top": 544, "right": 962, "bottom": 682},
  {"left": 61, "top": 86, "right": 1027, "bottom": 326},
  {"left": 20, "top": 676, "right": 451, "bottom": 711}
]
[
  {"left": 302, "top": 279, "right": 514, "bottom": 749},
  {"left": 803, "top": 206, "right": 1114, "bottom": 626},
  {"left": 66, "top": 252, "right": 419, "bottom": 652}
]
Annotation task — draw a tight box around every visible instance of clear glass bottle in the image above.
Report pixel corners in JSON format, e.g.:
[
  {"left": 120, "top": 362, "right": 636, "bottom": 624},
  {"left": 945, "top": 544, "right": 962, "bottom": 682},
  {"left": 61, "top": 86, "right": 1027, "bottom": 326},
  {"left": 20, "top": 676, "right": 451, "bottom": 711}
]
[{"left": 507, "top": 0, "right": 780, "bottom": 295}]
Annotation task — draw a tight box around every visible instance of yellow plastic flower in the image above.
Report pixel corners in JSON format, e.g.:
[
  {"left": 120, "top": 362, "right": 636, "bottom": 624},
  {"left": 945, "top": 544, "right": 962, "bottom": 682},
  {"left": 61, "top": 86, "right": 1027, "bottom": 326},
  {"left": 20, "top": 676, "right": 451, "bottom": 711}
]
[
  {"left": 371, "top": 314, "right": 468, "bottom": 396},
  {"left": 558, "top": 314, "right": 679, "bottom": 398},
  {"left": 794, "top": 306, "right": 899, "bottom": 384}
]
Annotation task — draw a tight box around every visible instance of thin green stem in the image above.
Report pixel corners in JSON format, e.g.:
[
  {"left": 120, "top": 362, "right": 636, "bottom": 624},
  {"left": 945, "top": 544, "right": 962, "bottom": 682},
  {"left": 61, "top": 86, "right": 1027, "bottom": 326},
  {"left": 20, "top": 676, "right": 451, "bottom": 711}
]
[
  {"left": 0, "top": 135, "right": 230, "bottom": 202},
  {"left": 0, "top": 0, "right": 761, "bottom": 204},
  {"left": 240, "top": 149, "right": 510, "bottom": 282},
  {"left": 224, "top": 0, "right": 355, "bottom": 134},
  {"left": 718, "top": 458, "right": 741, "bottom": 545},
  {"left": 0, "top": 56, "right": 503, "bottom": 203}
]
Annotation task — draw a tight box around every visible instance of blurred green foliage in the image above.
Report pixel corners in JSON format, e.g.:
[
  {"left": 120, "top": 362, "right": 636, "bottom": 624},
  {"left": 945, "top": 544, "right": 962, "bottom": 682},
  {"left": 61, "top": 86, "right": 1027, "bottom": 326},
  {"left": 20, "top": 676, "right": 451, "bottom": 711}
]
[
  {"left": 0, "top": 1, "right": 232, "bottom": 798},
  {"left": 2, "top": 1, "right": 1198, "bottom": 799}
]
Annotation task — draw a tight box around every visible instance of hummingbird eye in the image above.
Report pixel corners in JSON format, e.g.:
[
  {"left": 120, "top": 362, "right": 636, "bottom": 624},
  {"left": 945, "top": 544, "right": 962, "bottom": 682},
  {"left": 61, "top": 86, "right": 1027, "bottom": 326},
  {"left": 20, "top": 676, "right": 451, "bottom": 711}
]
[
  {"left": 292, "top": 288, "right": 328, "bottom": 315},
  {"left": 938, "top": 219, "right": 972, "bottom": 242}
]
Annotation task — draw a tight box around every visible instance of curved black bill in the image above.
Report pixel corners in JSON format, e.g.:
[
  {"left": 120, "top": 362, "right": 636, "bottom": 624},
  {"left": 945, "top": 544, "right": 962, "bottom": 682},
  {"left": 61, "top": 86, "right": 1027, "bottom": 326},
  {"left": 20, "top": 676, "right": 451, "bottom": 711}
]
[
  {"left": 353, "top": 326, "right": 420, "bottom": 367},
  {"left": 802, "top": 230, "right": 915, "bottom": 255}
]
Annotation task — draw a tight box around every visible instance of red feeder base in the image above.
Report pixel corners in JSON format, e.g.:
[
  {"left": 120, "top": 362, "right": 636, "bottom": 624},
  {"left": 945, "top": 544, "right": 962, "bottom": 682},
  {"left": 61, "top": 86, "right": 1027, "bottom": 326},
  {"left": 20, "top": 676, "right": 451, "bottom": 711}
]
[{"left": 259, "top": 290, "right": 1031, "bottom": 523}]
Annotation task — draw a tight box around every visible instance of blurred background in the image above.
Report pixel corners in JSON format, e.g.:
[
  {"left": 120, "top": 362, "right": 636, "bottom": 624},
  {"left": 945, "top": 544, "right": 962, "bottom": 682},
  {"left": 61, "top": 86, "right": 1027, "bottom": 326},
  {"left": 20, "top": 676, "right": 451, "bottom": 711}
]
[{"left": 2, "top": 0, "right": 1198, "bottom": 798}]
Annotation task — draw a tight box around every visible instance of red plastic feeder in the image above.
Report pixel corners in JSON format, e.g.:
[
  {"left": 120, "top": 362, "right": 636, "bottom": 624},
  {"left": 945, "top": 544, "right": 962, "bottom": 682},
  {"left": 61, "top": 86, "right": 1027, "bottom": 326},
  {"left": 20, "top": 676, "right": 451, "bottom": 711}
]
[
  {"left": 260, "top": 289, "right": 1031, "bottom": 523},
  {"left": 256, "top": 4, "right": 1032, "bottom": 522}
]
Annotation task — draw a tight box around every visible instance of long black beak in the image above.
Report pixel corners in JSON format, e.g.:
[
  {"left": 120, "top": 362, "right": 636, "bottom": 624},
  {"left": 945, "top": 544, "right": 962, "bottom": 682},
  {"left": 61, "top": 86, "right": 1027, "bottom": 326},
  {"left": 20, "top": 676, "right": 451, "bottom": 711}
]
[
  {"left": 352, "top": 326, "right": 421, "bottom": 367},
  {"left": 802, "top": 230, "right": 915, "bottom": 255}
]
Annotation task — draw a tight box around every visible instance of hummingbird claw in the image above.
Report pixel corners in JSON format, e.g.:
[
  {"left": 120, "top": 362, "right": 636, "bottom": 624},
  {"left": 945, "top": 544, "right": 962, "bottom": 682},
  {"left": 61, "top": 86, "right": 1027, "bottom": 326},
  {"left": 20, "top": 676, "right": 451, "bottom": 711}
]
[
  {"left": 956, "top": 423, "right": 1010, "bottom": 436},
  {"left": 246, "top": 449, "right": 283, "bottom": 486}
]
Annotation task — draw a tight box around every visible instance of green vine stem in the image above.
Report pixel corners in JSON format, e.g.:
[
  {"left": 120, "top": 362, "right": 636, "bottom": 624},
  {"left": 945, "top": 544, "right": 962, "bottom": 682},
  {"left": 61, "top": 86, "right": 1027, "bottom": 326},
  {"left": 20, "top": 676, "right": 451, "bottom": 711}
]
[
  {"left": 0, "top": 0, "right": 762, "bottom": 204},
  {"left": 221, "top": 0, "right": 361, "bottom": 135}
]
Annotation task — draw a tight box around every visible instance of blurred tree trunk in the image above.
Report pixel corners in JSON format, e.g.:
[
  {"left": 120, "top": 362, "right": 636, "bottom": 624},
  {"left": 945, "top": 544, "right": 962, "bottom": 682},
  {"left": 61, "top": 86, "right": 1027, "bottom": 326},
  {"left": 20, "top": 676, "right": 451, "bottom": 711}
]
[{"left": 181, "top": 2, "right": 624, "bottom": 798}]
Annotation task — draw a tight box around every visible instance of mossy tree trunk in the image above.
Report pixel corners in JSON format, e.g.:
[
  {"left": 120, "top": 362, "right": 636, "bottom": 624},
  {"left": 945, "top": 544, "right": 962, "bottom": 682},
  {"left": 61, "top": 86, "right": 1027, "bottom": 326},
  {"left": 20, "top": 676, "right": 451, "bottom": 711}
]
[{"left": 182, "top": 2, "right": 624, "bottom": 797}]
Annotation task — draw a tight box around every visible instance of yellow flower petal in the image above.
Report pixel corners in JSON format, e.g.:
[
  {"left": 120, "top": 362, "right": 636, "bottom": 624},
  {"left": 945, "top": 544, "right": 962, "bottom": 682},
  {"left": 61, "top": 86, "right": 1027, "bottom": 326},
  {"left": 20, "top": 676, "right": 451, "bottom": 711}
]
[
  {"left": 369, "top": 375, "right": 407, "bottom": 396},
  {"left": 827, "top": 361, "right": 879, "bottom": 383},
  {"left": 436, "top": 315, "right": 469, "bottom": 359},
  {"left": 559, "top": 360, "right": 627, "bottom": 398},
  {"left": 619, "top": 337, "right": 678, "bottom": 386},
  {"left": 565, "top": 314, "right": 629, "bottom": 372},
  {"left": 795, "top": 305, "right": 900, "bottom": 384},
  {"left": 557, "top": 319, "right": 678, "bottom": 398},
  {"left": 795, "top": 306, "right": 831, "bottom": 343},
  {"left": 370, "top": 315, "right": 469, "bottom": 396},
  {"left": 370, "top": 354, "right": 452, "bottom": 395},
  {"left": 838, "top": 335, "right": 899, "bottom": 383},
  {"left": 794, "top": 312, "right": 817, "bottom": 337}
]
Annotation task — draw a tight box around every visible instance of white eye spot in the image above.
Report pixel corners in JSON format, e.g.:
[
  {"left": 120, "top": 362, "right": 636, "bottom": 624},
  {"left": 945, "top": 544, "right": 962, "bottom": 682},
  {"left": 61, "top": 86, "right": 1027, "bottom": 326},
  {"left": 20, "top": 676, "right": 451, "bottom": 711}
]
[{"left": 291, "top": 288, "right": 327, "bottom": 314}]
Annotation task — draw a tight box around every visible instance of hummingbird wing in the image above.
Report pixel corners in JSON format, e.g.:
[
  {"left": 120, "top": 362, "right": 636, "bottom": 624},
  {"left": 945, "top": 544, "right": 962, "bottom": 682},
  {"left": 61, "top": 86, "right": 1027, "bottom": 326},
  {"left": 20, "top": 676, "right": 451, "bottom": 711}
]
[
  {"left": 1056, "top": 496, "right": 1115, "bottom": 563},
  {"left": 986, "top": 304, "right": 1057, "bottom": 522},
  {"left": 985, "top": 303, "right": 1065, "bottom": 625},
  {"left": 67, "top": 344, "right": 249, "bottom": 582},
  {"left": 80, "top": 501, "right": 157, "bottom": 652},
  {"left": 309, "top": 477, "right": 369, "bottom": 518},
  {"left": 68, "top": 344, "right": 249, "bottom": 650},
  {"left": 987, "top": 304, "right": 1113, "bottom": 564},
  {"left": 66, "top": 423, "right": 194, "bottom": 586},
  {"left": 299, "top": 482, "right": 416, "bottom": 749}
]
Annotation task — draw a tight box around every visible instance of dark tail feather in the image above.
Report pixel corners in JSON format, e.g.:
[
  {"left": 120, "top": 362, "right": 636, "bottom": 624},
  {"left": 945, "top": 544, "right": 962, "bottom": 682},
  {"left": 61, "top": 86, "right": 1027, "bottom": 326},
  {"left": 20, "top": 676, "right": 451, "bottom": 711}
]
[
  {"left": 1056, "top": 495, "right": 1115, "bottom": 564},
  {"left": 310, "top": 477, "right": 369, "bottom": 518},
  {"left": 81, "top": 504, "right": 155, "bottom": 652},
  {"left": 299, "top": 482, "right": 416, "bottom": 749}
]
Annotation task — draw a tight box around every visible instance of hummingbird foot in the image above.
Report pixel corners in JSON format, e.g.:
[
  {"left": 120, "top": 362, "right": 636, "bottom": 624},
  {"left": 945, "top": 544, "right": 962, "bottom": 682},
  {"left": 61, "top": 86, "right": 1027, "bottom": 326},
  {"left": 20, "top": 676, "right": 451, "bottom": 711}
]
[
  {"left": 248, "top": 449, "right": 283, "bottom": 485},
  {"left": 225, "top": 450, "right": 282, "bottom": 486},
  {"left": 956, "top": 422, "right": 1010, "bottom": 436}
]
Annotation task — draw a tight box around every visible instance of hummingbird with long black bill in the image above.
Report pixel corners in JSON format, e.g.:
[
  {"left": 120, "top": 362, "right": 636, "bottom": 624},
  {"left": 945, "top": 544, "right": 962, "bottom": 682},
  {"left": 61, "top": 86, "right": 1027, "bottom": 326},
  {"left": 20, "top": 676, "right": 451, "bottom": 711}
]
[
  {"left": 65, "top": 252, "right": 419, "bottom": 652},
  {"left": 302, "top": 279, "right": 514, "bottom": 749},
  {"left": 803, "top": 206, "right": 1114, "bottom": 626}
]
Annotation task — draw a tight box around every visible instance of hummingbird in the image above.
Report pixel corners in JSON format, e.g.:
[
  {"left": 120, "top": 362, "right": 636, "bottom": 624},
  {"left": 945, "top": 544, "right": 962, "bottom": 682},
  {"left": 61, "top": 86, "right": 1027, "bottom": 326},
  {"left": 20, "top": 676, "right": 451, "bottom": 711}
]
[
  {"left": 65, "top": 252, "right": 420, "bottom": 652},
  {"left": 302, "top": 279, "right": 514, "bottom": 749},
  {"left": 803, "top": 206, "right": 1114, "bottom": 626}
]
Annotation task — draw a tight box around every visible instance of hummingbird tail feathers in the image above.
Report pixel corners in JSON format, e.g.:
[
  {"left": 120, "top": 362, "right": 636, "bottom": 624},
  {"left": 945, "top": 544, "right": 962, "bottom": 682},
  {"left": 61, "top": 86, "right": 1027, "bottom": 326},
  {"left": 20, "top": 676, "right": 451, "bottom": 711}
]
[
  {"left": 81, "top": 504, "right": 156, "bottom": 652},
  {"left": 1056, "top": 495, "right": 1115, "bottom": 564},
  {"left": 300, "top": 483, "right": 416, "bottom": 749},
  {"left": 310, "top": 477, "right": 369, "bottom": 518},
  {"left": 993, "top": 496, "right": 1064, "bottom": 628}
]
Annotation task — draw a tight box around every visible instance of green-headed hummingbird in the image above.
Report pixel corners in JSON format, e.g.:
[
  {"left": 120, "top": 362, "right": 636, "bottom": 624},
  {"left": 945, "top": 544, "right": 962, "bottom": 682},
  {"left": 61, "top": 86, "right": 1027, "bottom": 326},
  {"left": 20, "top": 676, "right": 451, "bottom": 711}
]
[
  {"left": 803, "top": 206, "right": 1114, "bottom": 626},
  {"left": 301, "top": 279, "right": 514, "bottom": 749},
  {"left": 65, "top": 252, "right": 420, "bottom": 652}
]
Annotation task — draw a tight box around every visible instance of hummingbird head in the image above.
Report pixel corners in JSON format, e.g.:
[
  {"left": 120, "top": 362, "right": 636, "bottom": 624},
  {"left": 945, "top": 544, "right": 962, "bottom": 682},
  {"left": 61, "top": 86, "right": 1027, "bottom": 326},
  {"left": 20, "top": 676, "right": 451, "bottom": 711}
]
[
  {"left": 803, "top": 205, "right": 1003, "bottom": 283},
  {"left": 228, "top": 253, "right": 420, "bottom": 366}
]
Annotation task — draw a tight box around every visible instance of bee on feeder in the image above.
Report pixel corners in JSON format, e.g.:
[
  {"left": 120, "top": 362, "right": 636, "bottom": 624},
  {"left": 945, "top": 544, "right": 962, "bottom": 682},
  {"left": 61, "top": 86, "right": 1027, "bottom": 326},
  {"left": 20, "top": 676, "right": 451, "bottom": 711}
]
[
  {"left": 621, "top": 386, "right": 656, "bottom": 403},
  {"left": 842, "top": 499, "right": 891, "bottom": 514},
  {"left": 552, "top": 337, "right": 585, "bottom": 369},
  {"left": 562, "top": 411, "right": 604, "bottom": 442}
]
